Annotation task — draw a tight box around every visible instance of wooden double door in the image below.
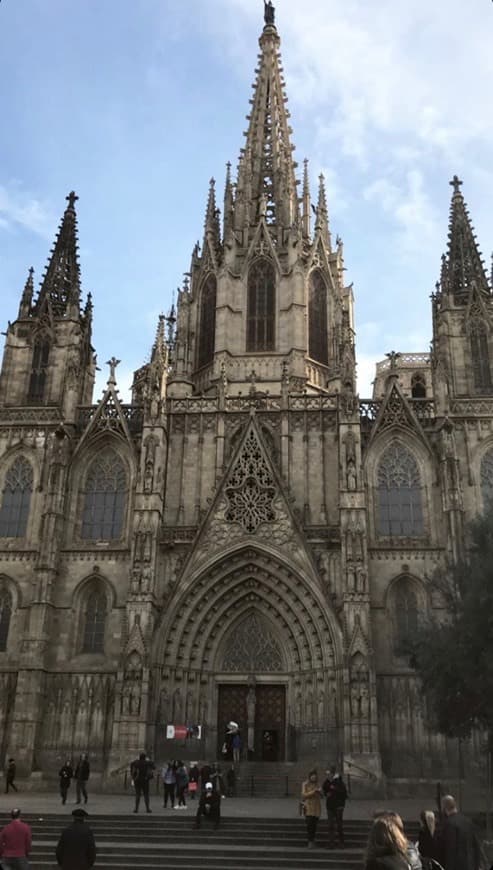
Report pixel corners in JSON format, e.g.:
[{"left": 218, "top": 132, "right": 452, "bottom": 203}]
[{"left": 217, "top": 684, "right": 286, "bottom": 761}]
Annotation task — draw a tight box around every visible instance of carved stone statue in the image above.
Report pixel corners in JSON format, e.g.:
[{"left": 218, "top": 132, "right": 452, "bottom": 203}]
[
  {"left": 264, "top": 0, "right": 275, "bottom": 25},
  {"left": 346, "top": 458, "right": 357, "bottom": 491},
  {"left": 173, "top": 688, "right": 183, "bottom": 722},
  {"left": 360, "top": 685, "right": 370, "bottom": 719},
  {"left": 246, "top": 686, "right": 256, "bottom": 752}
]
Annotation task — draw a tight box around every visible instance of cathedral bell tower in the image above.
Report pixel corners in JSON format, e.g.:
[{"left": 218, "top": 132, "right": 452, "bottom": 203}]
[
  {"left": 432, "top": 176, "right": 493, "bottom": 411},
  {"left": 0, "top": 192, "right": 96, "bottom": 422},
  {"left": 168, "top": 5, "right": 355, "bottom": 399}
]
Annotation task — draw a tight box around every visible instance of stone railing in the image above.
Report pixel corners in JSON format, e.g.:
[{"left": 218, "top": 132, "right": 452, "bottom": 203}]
[
  {"left": 77, "top": 404, "right": 143, "bottom": 434},
  {"left": 0, "top": 406, "right": 62, "bottom": 425},
  {"left": 450, "top": 398, "right": 493, "bottom": 416},
  {"left": 376, "top": 353, "right": 430, "bottom": 372}
]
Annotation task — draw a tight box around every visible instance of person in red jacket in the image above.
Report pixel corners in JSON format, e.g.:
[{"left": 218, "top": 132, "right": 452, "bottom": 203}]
[{"left": 0, "top": 807, "right": 32, "bottom": 870}]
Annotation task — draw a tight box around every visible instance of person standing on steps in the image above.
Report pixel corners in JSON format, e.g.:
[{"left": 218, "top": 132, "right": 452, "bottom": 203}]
[
  {"left": 322, "top": 764, "right": 347, "bottom": 847},
  {"left": 56, "top": 808, "right": 96, "bottom": 870},
  {"left": 5, "top": 759, "right": 18, "bottom": 794},
  {"left": 301, "top": 769, "right": 322, "bottom": 849},
  {"left": 0, "top": 808, "right": 32, "bottom": 870},
  {"left": 175, "top": 760, "right": 189, "bottom": 808},
  {"left": 59, "top": 760, "right": 74, "bottom": 805},
  {"left": 188, "top": 763, "right": 199, "bottom": 800},
  {"left": 131, "top": 752, "right": 154, "bottom": 814},
  {"left": 161, "top": 761, "right": 176, "bottom": 808},
  {"left": 74, "top": 753, "right": 90, "bottom": 805}
]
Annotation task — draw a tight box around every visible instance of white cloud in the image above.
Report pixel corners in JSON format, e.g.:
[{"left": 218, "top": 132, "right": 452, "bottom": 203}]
[
  {"left": 363, "top": 169, "right": 440, "bottom": 254},
  {"left": 0, "top": 185, "right": 55, "bottom": 238}
]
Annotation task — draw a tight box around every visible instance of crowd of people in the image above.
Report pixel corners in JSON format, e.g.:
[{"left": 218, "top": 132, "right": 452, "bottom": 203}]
[{"left": 300, "top": 768, "right": 485, "bottom": 870}]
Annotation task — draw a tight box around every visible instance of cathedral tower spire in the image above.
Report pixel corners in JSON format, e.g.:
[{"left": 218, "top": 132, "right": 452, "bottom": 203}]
[
  {"left": 18, "top": 267, "right": 35, "bottom": 319},
  {"left": 234, "top": 5, "right": 299, "bottom": 240},
  {"left": 441, "top": 175, "right": 491, "bottom": 303},
  {"left": 35, "top": 191, "right": 82, "bottom": 318}
]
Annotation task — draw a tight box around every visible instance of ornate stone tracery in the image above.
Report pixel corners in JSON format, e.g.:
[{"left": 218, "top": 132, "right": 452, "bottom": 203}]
[
  {"left": 222, "top": 611, "right": 283, "bottom": 672},
  {"left": 225, "top": 429, "right": 276, "bottom": 532}
]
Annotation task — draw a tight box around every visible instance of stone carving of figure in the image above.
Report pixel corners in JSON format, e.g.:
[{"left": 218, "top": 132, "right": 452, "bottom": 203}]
[
  {"left": 346, "top": 458, "right": 357, "bottom": 491},
  {"left": 246, "top": 687, "right": 256, "bottom": 723},
  {"left": 198, "top": 692, "right": 208, "bottom": 725},
  {"left": 317, "top": 691, "right": 325, "bottom": 726},
  {"left": 264, "top": 0, "right": 275, "bottom": 25},
  {"left": 295, "top": 689, "right": 302, "bottom": 727},
  {"left": 143, "top": 531, "right": 152, "bottom": 563},
  {"left": 143, "top": 438, "right": 156, "bottom": 493},
  {"left": 360, "top": 685, "right": 370, "bottom": 719},
  {"left": 356, "top": 566, "right": 367, "bottom": 593},
  {"left": 258, "top": 192, "right": 268, "bottom": 218},
  {"left": 130, "top": 566, "right": 141, "bottom": 594},
  {"left": 173, "top": 688, "right": 183, "bottom": 723},
  {"left": 350, "top": 684, "right": 361, "bottom": 718},
  {"left": 186, "top": 690, "right": 194, "bottom": 722},
  {"left": 347, "top": 562, "right": 356, "bottom": 591},
  {"left": 159, "top": 689, "right": 169, "bottom": 724},
  {"left": 318, "top": 551, "right": 330, "bottom": 589}
]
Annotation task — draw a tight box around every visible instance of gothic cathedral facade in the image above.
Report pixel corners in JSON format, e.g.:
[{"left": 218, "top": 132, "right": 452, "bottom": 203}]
[{"left": 0, "top": 11, "right": 491, "bottom": 790}]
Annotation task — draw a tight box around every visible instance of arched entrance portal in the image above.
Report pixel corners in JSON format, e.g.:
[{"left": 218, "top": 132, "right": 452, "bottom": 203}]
[
  {"left": 152, "top": 547, "right": 343, "bottom": 765},
  {"left": 217, "top": 611, "right": 287, "bottom": 761}
]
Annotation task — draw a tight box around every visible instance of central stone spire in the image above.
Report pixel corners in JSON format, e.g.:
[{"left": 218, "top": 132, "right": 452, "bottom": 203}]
[{"left": 233, "top": 6, "right": 300, "bottom": 242}]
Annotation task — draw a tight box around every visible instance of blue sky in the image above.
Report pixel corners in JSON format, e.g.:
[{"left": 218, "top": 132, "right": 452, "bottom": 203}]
[{"left": 1, "top": 0, "right": 492, "bottom": 398}]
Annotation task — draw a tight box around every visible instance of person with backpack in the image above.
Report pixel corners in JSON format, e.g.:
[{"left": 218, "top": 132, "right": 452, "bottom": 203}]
[{"left": 322, "top": 764, "right": 347, "bottom": 847}]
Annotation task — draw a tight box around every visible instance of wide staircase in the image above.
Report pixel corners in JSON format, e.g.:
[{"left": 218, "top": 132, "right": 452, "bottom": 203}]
[{"left": 5, "top": 813, "right": 420, "bottom": 869}]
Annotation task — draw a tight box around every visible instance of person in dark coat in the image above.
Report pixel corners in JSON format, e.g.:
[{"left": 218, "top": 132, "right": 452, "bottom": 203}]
[
  {"left": 56, "top": 808, "right": 96, "bottom": 870},
  {"left": 194, "top": 782, "right": 221, "bottom": 829},
  {"left": 436, "top": 795, "right": 480, "bottom": 870},
  {"left": 365, "top": 815, "right": 420, "bottom": 870},
  {"left": 59, "top": 760, "right": 73, "bottom": 805},
  {"left": 5, "top": 759, "right": 17, "bottom": 794},
  {"left": 322, "top": 765, "right": 347, "bottom": 846},
  {"left": 418, "top": 811, "right": 440, "bottom": 868},
  {"left": 74, "top": 754, "right": 90, "bottom": 805},
  {"left": 130, "top": 752, "right": 154, "bottom": 813}
]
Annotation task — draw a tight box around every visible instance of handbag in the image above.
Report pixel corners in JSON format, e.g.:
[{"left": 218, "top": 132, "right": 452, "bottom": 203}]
[{"left": 298, "top": 800, "right": 306, "bottom": 817}]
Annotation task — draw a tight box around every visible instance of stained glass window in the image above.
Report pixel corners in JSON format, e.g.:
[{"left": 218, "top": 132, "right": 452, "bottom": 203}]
[
  {"left": 247, "top": 259, "right": 275, "bottom": 352},
  {"left": 0, "top": 590, "right": 12, "bottom": 652},
  {"left": 470, "top": 320, "right": 491, "bottom": 392},
  {"left": 411, "top": 373, "right": 426, "bottom": 399},
  {"left": 197, "top": 274, "right": 216, "bottom": 368},
  {"left": 82, "top": 588, "right": 106, "bottom": 653},
  {"left": 308, "top": 270, "right": 329, "bottom": 365},
  {"left": 377, "top": 444, "right": 424, "bottom": 537},
  {"left": 81, "top": 450, "right": 126, "bottom": 541},
  {"left": 28, "top": 340, "right": 50, "bottom": 403},
  {"left": 480, "top": 449, "right": 493, "bottom": 508},
  {"left": 0, "top": 457, "right": 33, "bottom": 538},
  {"left": 394, "top": 578, "right": 418, "bottom": 650}
]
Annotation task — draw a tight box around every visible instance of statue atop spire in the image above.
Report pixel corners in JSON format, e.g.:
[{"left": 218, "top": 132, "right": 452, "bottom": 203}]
[{"left": 264, "top": 1, "right": 275, "bottom": 25}]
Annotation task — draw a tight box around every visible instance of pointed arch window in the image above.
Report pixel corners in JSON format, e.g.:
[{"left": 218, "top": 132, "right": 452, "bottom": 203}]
[
  {"left": 393, "top": 578, "right": 418, "bottom": 652},
  {"left": 470, "top": 319, "right": 491, "bottom": 392},
  {"left": 377, "top": 444, "right": 424, "bottom": 537},
  {"left": 81, "top": 449, "right": 127, "bottom": 541},
  {"left": 247, "top": 258, "right": 275, "bottom": 352},
  {"left": 411, "top": 373, "right": 426, "bottom": 399},
  {"left": 0, "top": 590, "right": 12, "bottom": 652},
  {"left": 480, "top": 449, "right": 493, "bottom": 508},
  {"left": 197, "top": 274, "right": 216, "bottom": 368},
  {"left": 0, "top": 457, "right": 34, "bottom": 538},
  {"left": 28, "top": 338, "right": 50, "bottom": 403},
  {"left": 308, "top": 270, "right": 329, "bottom": 365},
  {"left": 82, "top": 587, "right": 107, "bottom": 653}
]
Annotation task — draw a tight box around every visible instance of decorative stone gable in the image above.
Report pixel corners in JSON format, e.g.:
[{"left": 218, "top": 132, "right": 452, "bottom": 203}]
[{"left": 225, "top": 428, "right": 276, "bottom": 533}]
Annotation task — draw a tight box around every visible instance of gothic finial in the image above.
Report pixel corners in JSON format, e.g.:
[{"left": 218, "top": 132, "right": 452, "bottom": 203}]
[
  {"left": 264, "top": 0, "right": 275, "bottom": 25},
  {"left": 106, "top": 356, "right": 120, "bottom": 385},
  {"left": 66, "top": 190, "right": 79, "bottom": 209},
  {"left": 19, "top": 266, "right": 35, "bottom": 318},
  {"left": 449, "top": 175, "right": 463, "bottom": 195},
  {"left": 385, "top": 351, "right": 401, "bottom": 371}
]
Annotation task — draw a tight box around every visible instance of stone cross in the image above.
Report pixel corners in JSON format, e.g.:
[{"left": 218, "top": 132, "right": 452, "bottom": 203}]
[{"left": 106, "top": 356, "right": 121, "bottom": 385}]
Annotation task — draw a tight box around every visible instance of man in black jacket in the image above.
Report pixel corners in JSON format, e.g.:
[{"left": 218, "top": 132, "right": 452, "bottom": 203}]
[
  {"left": 56, "top": 808, "right": 96, "bottom": 870},
  {"left": 322, "top": 765, "right": 347, "bottom": 847},
  {"left": 75, "top": 754, "right": 90, "bottom": 805},
  {"left": 437, "top": 795, "right": 480, "bottom": 870},
  {"left": 130, "top": 752, "right": 154, "bottom": 813},
  {"left": 194, "top": 782, "right": 221, "bottom": 829},
  {"left": 59, "top": 760, "right": 73, "bottom": 805}
]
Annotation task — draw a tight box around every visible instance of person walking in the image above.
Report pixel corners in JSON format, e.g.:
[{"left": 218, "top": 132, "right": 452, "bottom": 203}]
[
  {"left": 322, "top": 764, "right": 347, "bottom": 847},
  {"left": 226, "top": 765, "right": 236, "bottom": 797},
  {"left": 301, "top": 769, "right": 322, "bottom": 849},
  {"left": 74, "top": 754, "right": 90, "bottom": 805},
  {"left": 59, "top": 760, "right": 73, "bottom": 806},
  {"left": 210, "top": 763, "right": 225, "bottom": 797},
  {"left": 436, "top": 795, "right": 480, "bottom": 870},
  {"left": 194, "top": 782, "right": 221, "bottom": 830},
  {"left": 56, "top": 808, "right": 96, "bottom": 870},
  {"left": 175, "top": 761, "right": 189, "bottom": 808},
  {"left": 162, "top": 761, "right": 176, "bottom": 808},
  {"left": 130, "top": 752, "right": 153, "bottom": 814},
  {"left": 365, "top": 815, "right": 414, "bottom": 870},
  {"left": 0, "top": 808, "right": 32, "bottom": 870},
  {"left": 5, "top": 759, "right": 18, "bottom": 794}
]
